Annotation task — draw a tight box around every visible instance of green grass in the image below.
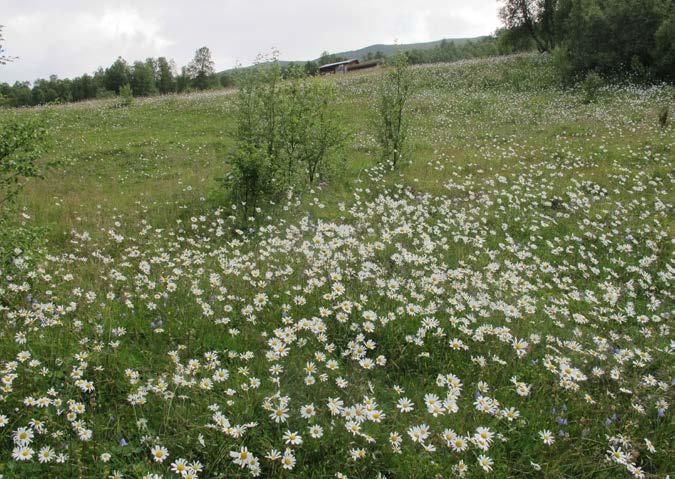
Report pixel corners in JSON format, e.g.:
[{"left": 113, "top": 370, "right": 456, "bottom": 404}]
[{"left": 0, "top": 54, "right": 673, "bottom": 479}]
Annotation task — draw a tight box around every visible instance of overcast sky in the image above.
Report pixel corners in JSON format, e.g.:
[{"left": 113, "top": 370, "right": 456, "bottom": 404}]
[{"left": 1, "top": 1, "right": 500, "bottom": 84}]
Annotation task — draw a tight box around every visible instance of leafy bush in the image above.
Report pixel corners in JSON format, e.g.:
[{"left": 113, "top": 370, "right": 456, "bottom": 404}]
[
  {"left": 580, "top": 71, "right": 604, "bottom": 104},
  {"left": 498, "top": 0, "right": 674, "bottom": 83},
  {"left": 278, "top": 76, "right": 346, "bottom": 184},
  {"left": 119, "top": 84, "right": 134, "bottom": 106},
  {"left": 0, "top": 117, "right": 48, "bottom": 213},
  {"left": 375, "top": 51, "right": 414, "bottom": 167},
  {"left": 0, "top": 117, "right": 48, "bottom": 274},
  {"left": 224, "top": 56, "right": 345, "bottom": 218},
  {"left": 658, "top": 105, "right": 669, "bottom": 129}
]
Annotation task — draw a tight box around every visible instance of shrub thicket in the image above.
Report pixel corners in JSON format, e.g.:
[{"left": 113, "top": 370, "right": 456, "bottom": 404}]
[
  {"left": 0, "top": 117, "right": 48, "bottom": 211},
  {"left": 0, "top": 116, "right": 48, "bottom": 269},
  {"left": 499, "top": 0, "right": 675, "bottom": 82},
  {"left": 224, "top": 57, "right": 345, "bottom": 218}
]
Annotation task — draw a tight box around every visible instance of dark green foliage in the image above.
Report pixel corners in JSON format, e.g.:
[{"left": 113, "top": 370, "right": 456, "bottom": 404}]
[
  {"left": 499, "top": 0, "right": 559, "bottom": 52},
  {"left": 187, "top": 47, "right": 217, "bottom": 90},
  {"left": 496, "top": 26, "right": 537, "bottom": 54},
  {"left": 499, "top": 0, "right": 675, "bottom": 82},
  {"left": 304, "top": 61, "right": 319, "bottom": 76},
  {"left": 104, "top": 57, "right": 132, "bottom": 94},
  {"left": 176, "top": 67, "right": 192, "bottom": 93},
  {"left": 363, "top": 51, "right": 387, "bottom": 61},
  {"left": 554, "top": 0, "right": 674, "bottom": 81},
  {"left": 0, "top": 48, "right": 211, "bottom": 107},
  {"left": 156, "top": 57, "right": 176, "bottom": 94},
  {"left": 220, "top": 72, "right": 234, "bottom": 88},
  {"left": 580, "top": 71, "right": 604, "bottom": 103},
  {"left": 131, "top": 61, "right": 157, "bottom": 96}
]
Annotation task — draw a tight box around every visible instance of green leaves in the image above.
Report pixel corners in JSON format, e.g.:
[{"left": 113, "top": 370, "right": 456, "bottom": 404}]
[
  {"left": 0, "top": 117, "right": 48, "bottom": 211},
  {"left": 226, "top": 58, "right": 345, "bottom": 219}
]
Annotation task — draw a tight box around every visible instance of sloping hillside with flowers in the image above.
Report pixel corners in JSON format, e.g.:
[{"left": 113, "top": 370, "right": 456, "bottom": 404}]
[{"left": 0, "top": 54, "right": 673, "bottom": 478}]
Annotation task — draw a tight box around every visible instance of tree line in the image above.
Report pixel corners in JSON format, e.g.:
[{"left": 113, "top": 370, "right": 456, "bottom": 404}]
[
  {"left": 497, "top": 0, "right": 674, "bottom": 82},
  {"left": 0, "top": 46, "right": 234, "bottom": 108}
]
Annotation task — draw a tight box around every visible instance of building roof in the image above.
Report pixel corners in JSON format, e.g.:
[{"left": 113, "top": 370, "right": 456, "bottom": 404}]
[{"left": 319, "top": 59, "right": 359, "bottom": 69}]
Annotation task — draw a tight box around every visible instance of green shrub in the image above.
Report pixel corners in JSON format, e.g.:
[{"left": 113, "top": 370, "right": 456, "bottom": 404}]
[
  {"left": 658, "top": 105, "right": 669, "bottom": 129},
  {"left": 0, "top": 117, "right": 48, "bottom": 213},
  {"left": 224, "top": 55, "right": 345, "bottom": 218},
  {"left": 279, "top": 77, "right": 346, "bottom": 185},
  {"left": 580, "top": 71, "right": 604, "bottom": 104},
  {"left": 375, "top": 51, "right": 414, "bottom": 167},
  {"left": 0, "top": 117, "right": 48, "bottom": 277},
  {"left": 553, "top": 0, "right": 674, "bottom": 82},
  {"left": 119, "top": 83, "right": 134, "bottom": 106}
]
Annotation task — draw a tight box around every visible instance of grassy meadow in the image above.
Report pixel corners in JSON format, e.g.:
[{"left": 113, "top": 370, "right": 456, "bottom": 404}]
[{"left": 0, "top": 54, "right": 673, "bottom": 478}]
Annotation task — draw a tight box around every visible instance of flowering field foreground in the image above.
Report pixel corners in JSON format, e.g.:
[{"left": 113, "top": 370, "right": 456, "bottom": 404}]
[{"left": 0, "top": 55, "right": 673, "bottom": 478}]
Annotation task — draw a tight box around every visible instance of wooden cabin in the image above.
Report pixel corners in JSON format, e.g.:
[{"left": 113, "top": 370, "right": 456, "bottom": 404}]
[
  {"left": 319, "top": 59, "right": 359, "bottom": 75},
  {"left": 319, "top": 59, "right": 379, "bottom": 75}
]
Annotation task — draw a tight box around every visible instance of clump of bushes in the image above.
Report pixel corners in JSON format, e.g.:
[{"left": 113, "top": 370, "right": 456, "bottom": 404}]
[
  {"left": 224, "top": 56, "right": 345, "bottom": 219},
  {"left": 498, "top": 0, "right": 674, "bottom": 83}
]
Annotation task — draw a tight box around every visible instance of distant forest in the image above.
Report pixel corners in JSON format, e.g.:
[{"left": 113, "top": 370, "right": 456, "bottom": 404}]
[
  {"left": 0, "top": 36, "right": 510, "bottom": 108},
  {"left": 1, "top": 0, "right": 673, "bottom": 108}
]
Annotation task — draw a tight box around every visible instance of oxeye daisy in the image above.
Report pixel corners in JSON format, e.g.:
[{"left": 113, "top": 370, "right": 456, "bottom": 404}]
[
  {"left": 150, "top": 444, "right": 169, "bottom": 463},
  {"left": 539, "top": 429, "right": 555, "bottom": 446}
]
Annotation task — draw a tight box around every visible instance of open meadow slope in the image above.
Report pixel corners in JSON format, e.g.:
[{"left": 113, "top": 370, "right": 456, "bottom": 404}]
[{"left": 0, "top": 54, "right": 673, "bottom": 478}]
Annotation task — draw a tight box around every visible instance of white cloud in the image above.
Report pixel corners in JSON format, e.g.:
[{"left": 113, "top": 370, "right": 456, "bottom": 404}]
[{"left": 97, "top": 9, "right": 172, "bottom": 50}]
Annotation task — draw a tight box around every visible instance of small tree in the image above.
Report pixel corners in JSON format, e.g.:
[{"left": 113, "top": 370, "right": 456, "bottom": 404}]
[
  {"left": 224, "top": 56, "right": 286, "bottom": 218},
  {"left": 131, "top": 61, "right": 157, "bottom": 96},
  {"left": 187, "top": 47, "right": 216, "bottom": 90},
  {"left": 220, "top": 72, "right": 234, "bottom": 88},
  {"left": 156, "top": 57, "right": 176, "bottom": 94},
  {"left": 104, "top": 57, "right": 132, "bottom": 94},
  {"left": 279, "top": 77, "right": 345, "bottom": 184},
  {"left": 375, "top": 51, "right": 413, "bottom": 168},
  {"left": 498, "top": 0, "right": 558, "bottom": 53},
  {"left": 119, "top": 84, "right": 134, "bottom": 106}
]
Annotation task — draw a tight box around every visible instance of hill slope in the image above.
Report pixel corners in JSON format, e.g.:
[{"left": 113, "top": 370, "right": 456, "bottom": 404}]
[
  {"left": 219, "top": 36, "right": 485, "bottom": 73},
  {"left": 325, "top": 36, "right": 485, "bottom": 61}
]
